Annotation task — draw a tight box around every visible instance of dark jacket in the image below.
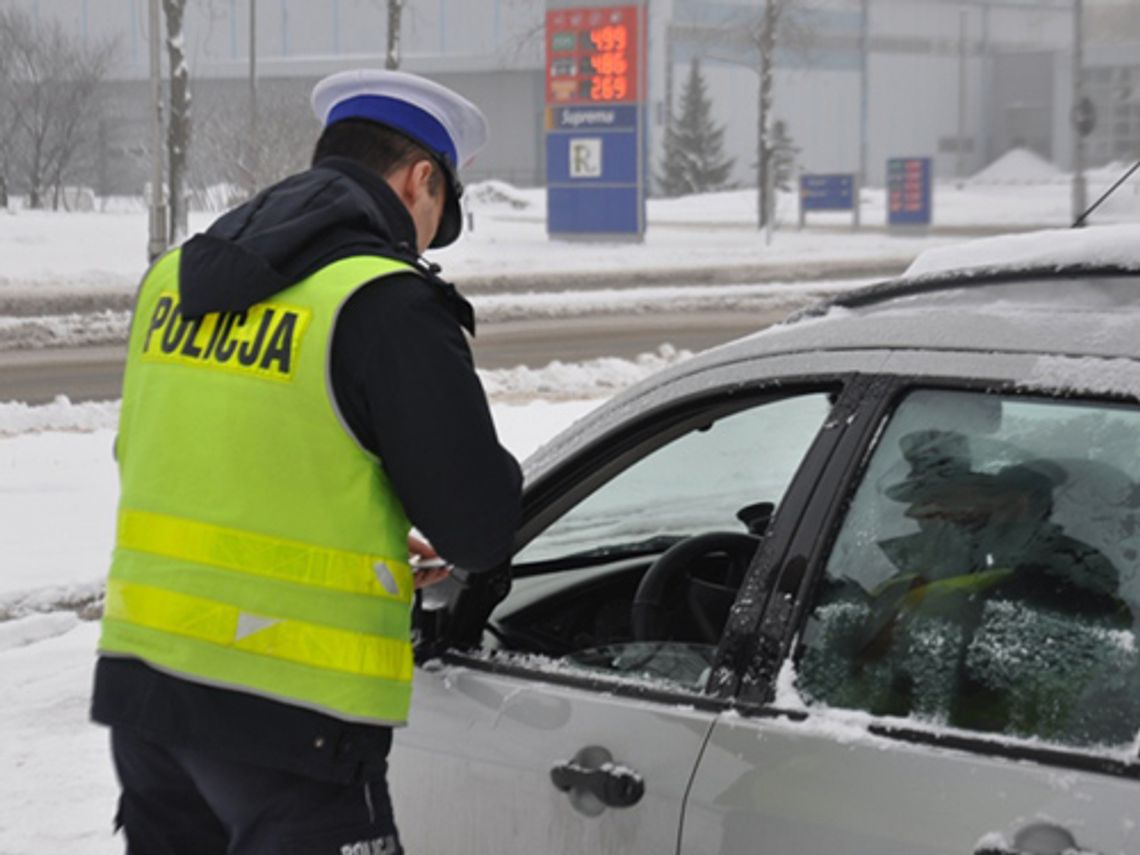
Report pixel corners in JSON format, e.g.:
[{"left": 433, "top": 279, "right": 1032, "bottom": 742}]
[{"left": 92, "top": 157, "right": 522, "bottom": 783}]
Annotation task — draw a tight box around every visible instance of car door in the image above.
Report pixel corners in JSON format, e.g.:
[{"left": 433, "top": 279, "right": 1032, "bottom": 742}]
[
  {"left": 681, "top": 384, "right": 1140, "bottom": 855},
  {"left": 390, "top": 382, "right": 845, "bottom": 854}
]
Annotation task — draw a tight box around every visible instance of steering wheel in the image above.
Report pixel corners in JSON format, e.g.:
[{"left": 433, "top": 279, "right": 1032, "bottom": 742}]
[{"left": 631, "top": 532, "right": 761, "bottom": 644}]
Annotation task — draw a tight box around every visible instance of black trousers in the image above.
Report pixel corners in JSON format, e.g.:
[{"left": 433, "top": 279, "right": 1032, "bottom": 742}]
[{"left": 110, "top": 728, "right": 404, "bottom": 855}]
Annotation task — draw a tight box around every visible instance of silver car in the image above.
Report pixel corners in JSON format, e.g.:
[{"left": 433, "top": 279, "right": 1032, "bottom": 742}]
[{"left": 392, "top": 225, "right": 1140, "bottom": 855}]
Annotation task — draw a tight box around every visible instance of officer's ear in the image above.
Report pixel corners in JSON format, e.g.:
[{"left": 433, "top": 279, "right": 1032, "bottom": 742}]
[
  {"left": 411, "top": 159, "right": 442, "bottom": 206},
  {"left": 390, "top": 159, "right": 435, "bottom": 207}
]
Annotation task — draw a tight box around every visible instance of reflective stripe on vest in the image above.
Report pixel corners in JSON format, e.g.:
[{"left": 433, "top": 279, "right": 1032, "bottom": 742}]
[{"left": 100, "top": 251, "right": 420, "bottom": 725}]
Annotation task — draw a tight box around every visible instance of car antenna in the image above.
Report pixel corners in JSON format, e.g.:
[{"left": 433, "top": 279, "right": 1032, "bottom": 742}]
[{"left": 1072, "top": 159, "right": 1140, "bottom": 228}]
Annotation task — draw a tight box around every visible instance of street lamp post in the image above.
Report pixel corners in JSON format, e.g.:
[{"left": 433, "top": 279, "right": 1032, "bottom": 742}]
[
  {"left": 1071, "top": 0, "right": 1088, "bottom": 223},
  {"left": 859, "top": 0, "right": 869, "bottom": 188},
  {"left": 147, "top": 0, "right": 167, "bottom": 261},
  {"left": 248, "top": 0, "right": 258, "bottom": 190}
]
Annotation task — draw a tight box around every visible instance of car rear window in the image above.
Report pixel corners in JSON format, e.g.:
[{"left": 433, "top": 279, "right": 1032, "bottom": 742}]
[{"left": 795, "top": 389, "right": 1140, "bottom": 749}]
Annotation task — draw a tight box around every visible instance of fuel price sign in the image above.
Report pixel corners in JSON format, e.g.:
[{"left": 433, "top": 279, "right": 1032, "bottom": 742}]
[
  {"left": 546, "top": 5, "right": 641, "bottom": 105},
  {"left": 545, "top": 2, "right": 646, "bottom": 240}
]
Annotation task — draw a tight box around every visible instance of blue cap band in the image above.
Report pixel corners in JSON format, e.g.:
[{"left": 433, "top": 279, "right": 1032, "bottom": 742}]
[{"left": 327, "top": 95, "right": 458, "bottom": 167}]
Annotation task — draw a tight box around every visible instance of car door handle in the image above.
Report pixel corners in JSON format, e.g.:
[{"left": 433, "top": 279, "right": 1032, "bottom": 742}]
[
  {"left": 974, "top": 822, "right": 1102, "bottom": 855},
  {"left": 550, "top": 748, "right": 645, "bottom": 809}
]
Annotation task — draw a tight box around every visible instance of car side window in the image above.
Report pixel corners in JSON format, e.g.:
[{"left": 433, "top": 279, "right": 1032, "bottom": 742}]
[
  {"left": 794, "top": 389, "right": 1140, "bottom": 748},
  {"left": 488, "top": 392, "right": 834, "bottom": 691},
  {"left": 516, "top": 392, "right": 833, "bottom": 564}
]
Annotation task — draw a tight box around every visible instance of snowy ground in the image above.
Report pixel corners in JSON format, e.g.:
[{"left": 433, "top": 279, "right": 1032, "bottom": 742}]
[
  {"left": 4, "top": 155, "right": 1139, "bottom": 307},
  {"left": 0, "top": 367, "right": 623, "bottom": 852}
]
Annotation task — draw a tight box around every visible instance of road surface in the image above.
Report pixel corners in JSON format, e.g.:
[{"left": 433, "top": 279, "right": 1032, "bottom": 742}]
[{"left": 0, "top": 309, "right": 791, "bottom": 405}]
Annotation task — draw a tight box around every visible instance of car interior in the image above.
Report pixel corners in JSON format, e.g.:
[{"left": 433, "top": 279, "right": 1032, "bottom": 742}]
[{"left": 430, "top": 390, "right": 837, "bottom": 691}]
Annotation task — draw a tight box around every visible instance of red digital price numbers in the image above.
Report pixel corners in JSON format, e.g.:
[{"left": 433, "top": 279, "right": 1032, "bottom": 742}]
[{"left": 546, "top": 5, "right": 641, "bottom": 105}]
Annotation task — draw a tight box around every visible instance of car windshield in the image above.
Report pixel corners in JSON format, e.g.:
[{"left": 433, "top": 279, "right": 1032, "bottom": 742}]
[{"left": 796, "top": 389, "right": 1140, "bottom": 749}]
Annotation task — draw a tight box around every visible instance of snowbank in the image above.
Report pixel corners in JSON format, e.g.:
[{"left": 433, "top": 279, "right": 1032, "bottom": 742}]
[{"left": 970, "top": 147, "right": 1063, "bottom": 185}]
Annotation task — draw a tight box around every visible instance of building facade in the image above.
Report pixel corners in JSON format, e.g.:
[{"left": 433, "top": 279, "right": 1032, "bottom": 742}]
[{"left": 5, "top": 0, "right": 1137, "bottom": 197}]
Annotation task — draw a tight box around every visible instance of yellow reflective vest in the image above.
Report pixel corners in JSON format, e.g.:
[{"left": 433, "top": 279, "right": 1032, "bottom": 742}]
[{"left": 99, "top": 250, "right": 420, "bottom": 725}]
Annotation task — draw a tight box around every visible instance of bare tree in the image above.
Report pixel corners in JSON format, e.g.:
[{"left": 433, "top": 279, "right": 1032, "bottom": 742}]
[
  {"left": 164, "top": 0, "right": 192, "bottom": 242},
  {"left": 193, "top": 85, "right": 318, "bottom": 205},
  {"left": 1087, "top": 2, "right": 1140, "bottom": 42},
  {"left": 0, "top": 12, "right": 18, "bottom": 207},
  {"left": 746, "top": 0, "right": 814, "bottom": 230},
  {"left": 687, "top": 1, "right": 814, "bottom": 229},
  {"left": 2, "top": 7, "right": 116, "bottom": 210},
  {"left": 491, "top": 0, "right": 545, "bottom": 68}
]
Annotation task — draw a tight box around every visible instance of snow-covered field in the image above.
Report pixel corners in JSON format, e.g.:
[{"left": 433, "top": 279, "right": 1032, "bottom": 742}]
[{"left": 4, "top": 152, "right": 1139, "bottom": 306}]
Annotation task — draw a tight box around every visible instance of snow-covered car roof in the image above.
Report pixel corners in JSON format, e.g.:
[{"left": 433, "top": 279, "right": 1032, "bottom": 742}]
[
  {"left": 688, "top": 224, "right": 1140, "bottom": 371},
  {"left": 523, "top": 226, "right": 1140, "bottom": 483},
  {"left": 902, "top": 223, "right": 1140, "bottom": 280}
]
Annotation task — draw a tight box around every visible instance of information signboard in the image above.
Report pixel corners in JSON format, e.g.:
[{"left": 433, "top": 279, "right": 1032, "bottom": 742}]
[
  {"left": 887, "top": 157, "right": 933, "bottom": 227},
  {"left": 799, "top": 173, "right": 859, "bottom": 229},
  {"left": 545, "top": 3, "right": 646, "bottom": 240},
  {"left": 800, "top": 174, "right": 855, "bottom": 210}
]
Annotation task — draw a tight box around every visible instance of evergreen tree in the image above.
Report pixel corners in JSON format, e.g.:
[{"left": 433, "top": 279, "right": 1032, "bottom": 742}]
[{"left": 657, "top": 58, "right": 735, "bottom": 197}]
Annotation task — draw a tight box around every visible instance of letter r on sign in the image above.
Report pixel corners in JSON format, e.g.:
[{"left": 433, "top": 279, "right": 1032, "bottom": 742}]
[{"left": 569, "top": 138, "right": 603, "bottom": 178}]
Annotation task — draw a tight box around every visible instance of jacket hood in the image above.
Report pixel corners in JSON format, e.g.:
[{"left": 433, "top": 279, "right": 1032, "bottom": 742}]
[{"left": 177, "top": 157, "right": 474, "bottom": 332}]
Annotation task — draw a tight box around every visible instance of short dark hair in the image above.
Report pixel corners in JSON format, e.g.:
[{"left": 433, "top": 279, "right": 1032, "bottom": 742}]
[{"left": 311, "top": 118, "right": 444, "bottom": 196}]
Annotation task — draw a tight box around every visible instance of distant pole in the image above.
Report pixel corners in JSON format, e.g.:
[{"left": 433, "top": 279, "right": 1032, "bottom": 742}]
[
  {"left": 664, "top": 25, "right": 674, "bottom": 143},
  {"left": 386, "top": 0, "right": 403, "bottom": 70},
  {"left": 859, "top": 0, "right": 869, "bottom": 188},
  {"left": 979, "top": 2, "right": 991, "bottom": 166},
  {"left": 147, "top": 0, "right": 167, "bottom": 261},
  {"left": 249, "top": 0, "right": 258, "bottom": 188},
  {"left": 957, "top": 8, "right": 967, "bottom": 179},
  {"left": 1071, "top": 0, "right": 1088, "bottom": 223},
  {"left": 764, "top": 153, "right": 774, "bottom": 245}
]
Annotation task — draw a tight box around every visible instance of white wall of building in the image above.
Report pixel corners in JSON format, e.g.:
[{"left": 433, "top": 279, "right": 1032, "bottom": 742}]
[
  {"left": 7, "top": 0, "right": 544, "bottom": 77},
  {"left": 649, "top": 0, "right": 1080, "bottom": 191},
  {"left": 8, "top": 0, "right": 1123, "bottom": 192}
]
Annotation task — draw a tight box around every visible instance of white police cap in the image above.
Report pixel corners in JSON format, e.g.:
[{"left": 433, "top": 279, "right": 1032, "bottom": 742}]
[
  {"left": 312, "top": 69, "right": 488, "bottom": 169},
  {"left": 312, "top": 70, "right": 488, "bottom": 248}
]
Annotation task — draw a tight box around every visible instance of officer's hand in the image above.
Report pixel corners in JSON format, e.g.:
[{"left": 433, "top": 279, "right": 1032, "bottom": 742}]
[
  {"left": 413, "top": 565, "right": 452, "bottom": 589},
  {"left": 409, "top": 533, "right": 452, "bottom": 589},
  {"left": 408, "top": 532, "right": 437, "bottom": 562}
]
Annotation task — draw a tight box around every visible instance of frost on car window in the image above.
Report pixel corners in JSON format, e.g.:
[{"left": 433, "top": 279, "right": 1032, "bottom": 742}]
[{"left": 797, "top": 390, "right": 1140, "bottom": 748}]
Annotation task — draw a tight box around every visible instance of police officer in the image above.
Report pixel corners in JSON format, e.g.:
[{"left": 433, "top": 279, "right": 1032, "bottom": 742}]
[{"left": 91, "top": 69, "right": 522, "bottom": 854}]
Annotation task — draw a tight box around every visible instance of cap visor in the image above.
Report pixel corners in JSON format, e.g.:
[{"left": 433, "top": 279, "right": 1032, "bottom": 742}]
[{"left": 428, "top": 176, "right": 460, "bottom": 247}]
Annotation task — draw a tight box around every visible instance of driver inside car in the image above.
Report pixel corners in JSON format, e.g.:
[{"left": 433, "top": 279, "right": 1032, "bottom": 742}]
[
  {"left": 840, "top": 429, "right": 1132, "bottom": 730},
  {"left": 871, "top": 430, "right": 1125, "bottom": 624}
]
